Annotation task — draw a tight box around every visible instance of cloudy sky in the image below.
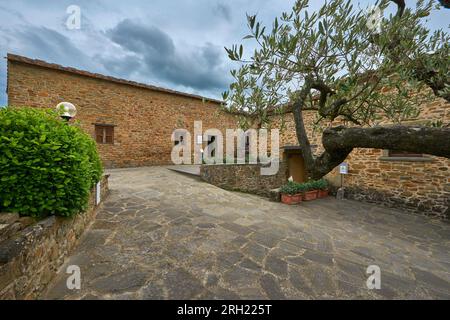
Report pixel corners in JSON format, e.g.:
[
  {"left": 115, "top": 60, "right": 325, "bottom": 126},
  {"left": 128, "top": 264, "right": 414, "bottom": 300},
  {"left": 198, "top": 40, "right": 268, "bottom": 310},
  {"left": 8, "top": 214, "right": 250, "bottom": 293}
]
[{"left": 0, "top": 0, "right": 448, "bottom": 105}]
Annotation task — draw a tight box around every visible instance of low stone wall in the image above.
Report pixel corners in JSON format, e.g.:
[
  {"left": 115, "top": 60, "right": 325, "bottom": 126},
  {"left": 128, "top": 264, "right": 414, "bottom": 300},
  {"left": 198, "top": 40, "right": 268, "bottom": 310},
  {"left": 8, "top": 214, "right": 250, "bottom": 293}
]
[
  {"left": 0, "top": 175, "right": 109, "bottom": 300},
  {"left": 342, "top": 186, "right": 449, "bottom": 220},
  {"left": 200, "top": 162, "right": 288, "bottom": 197}
]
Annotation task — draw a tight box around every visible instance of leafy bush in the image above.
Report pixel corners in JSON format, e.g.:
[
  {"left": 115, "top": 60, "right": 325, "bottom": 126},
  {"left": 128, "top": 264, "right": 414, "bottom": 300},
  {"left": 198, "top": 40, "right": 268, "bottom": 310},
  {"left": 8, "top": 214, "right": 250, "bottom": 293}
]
[
  {"left": 314, "top": 179, "right": 329, "bottom": 190},
  {"left": 301, "top": 181, "right": 312, "bottom": 192},
  {"left": 280, "top": 181, "right": 307, "bottom": 195},
  {"left": 280, "top": 178, "right": 329, "bottom": 194},
  {"left": 0, "top": 107, "right": 103, "bottom": 217},
  {"left": 303, "top": 179, "right": 329, "bottom": 191}
]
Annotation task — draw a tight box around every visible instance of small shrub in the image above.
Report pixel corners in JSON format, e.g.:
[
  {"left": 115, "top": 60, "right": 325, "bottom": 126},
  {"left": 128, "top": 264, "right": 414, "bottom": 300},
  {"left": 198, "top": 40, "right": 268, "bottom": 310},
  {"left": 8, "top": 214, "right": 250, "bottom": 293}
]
[
  {"left": 303, "top": 179, "right": 329, "bottom": 191},
  {"left": 280, "top": 181, "right": 307, "bottom": 195},
  {"left": 315, "top": 179, "right": 329, "bottom": 190},
  {"left": 0, "top": 107, "right": 103, "bottom": 217},
  {"left": 306, "top": 180, "right": 316, "bottom": 191},
  {"left": 280, "top": 178, "right": 328, "bottom": 195}
]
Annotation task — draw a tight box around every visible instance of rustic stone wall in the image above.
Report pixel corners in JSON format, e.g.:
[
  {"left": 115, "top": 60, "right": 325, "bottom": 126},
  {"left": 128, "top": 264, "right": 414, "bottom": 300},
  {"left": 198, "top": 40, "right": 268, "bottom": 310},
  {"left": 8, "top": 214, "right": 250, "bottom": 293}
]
[
  {"left": 7, "top": 55, "right": 238, "bottom": 168},
  {"left": 0, "top": 175, "right": 109, "bottom": 300},
  {"left": 275, "top": 97, "right": 450, "bottom": 219},
  {"left": 200, "top": 162, "right": 288, "bottom": 197}
]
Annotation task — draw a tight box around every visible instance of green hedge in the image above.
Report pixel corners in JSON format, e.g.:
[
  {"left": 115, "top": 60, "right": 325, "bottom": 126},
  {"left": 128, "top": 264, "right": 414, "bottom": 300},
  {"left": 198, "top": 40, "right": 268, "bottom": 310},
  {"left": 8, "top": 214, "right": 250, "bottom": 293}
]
[{"left": 0, "top": 107, "right": 103, "bottom": 217}]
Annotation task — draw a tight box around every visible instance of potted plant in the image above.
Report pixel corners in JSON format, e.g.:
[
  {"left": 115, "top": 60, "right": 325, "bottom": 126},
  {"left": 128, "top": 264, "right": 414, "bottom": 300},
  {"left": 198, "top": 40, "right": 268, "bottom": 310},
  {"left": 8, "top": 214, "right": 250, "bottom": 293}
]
[
  {"left": 316, "top": 179, "right": 329, "bottom": 198},
  {"left": 280, "top": 181, "right": 303, "bottom": 205},
  {"left": 303, "top": 181, "right": 318, "bottom": 201}
]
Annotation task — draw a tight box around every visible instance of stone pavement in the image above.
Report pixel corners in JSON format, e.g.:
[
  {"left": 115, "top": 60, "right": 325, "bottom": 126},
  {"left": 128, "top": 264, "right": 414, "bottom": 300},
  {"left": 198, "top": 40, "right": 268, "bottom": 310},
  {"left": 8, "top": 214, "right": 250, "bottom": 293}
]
[{"left": 43, "top": 167, "right": 450, "bottom": 300}]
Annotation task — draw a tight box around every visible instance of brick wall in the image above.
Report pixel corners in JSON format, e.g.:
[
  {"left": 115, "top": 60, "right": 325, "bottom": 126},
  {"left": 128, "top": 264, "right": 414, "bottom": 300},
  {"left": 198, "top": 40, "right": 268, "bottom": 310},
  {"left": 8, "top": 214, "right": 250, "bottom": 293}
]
[{"left": 7, "top": 55, "right": 238, "bottom": 168}]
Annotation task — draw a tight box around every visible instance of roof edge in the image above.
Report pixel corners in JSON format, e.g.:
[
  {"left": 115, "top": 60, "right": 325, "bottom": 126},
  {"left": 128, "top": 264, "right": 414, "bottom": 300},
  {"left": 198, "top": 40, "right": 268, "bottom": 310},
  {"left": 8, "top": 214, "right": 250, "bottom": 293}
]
[{"left": 6, "top": 53, "right": 224, "bottom": 104}]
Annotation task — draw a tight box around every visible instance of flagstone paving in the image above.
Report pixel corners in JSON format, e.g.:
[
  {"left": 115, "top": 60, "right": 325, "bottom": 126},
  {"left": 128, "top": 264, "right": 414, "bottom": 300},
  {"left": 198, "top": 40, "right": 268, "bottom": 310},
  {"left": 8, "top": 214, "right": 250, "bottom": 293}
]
[{"left": 43, "top": 167, "right": 450, "bottom": 300}]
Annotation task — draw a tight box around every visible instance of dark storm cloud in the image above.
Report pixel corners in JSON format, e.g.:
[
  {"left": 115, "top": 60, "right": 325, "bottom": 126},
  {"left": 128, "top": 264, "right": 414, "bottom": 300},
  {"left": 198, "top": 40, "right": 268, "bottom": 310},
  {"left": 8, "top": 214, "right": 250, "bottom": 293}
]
[
  {"left": 104, "top": 19, "right": 230, "bottom": 91},
  {"left": 108, "top": 20, "right": 175, "bottom": 57}
]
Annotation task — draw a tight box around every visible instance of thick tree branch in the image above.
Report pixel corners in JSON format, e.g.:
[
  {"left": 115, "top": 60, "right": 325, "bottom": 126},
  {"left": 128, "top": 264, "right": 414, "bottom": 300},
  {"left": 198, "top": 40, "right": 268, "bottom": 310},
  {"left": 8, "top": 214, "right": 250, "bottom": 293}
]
[
  {"left": 390, "top": 0, "right": 405, "bottom": 17},
  {"left": 323, "top": 125, "right": 450, "bottom": 158},
  {"left": 303, "top": 125, "right": 450, "bottom": 180}
]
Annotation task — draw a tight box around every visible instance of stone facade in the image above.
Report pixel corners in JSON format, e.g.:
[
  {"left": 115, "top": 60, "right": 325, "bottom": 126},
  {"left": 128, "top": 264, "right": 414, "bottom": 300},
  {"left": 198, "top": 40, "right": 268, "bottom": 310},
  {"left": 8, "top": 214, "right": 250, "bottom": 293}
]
[
  {"left": 275, "top": 99, "right": 450, "bottom": 219},
  {"left": 6, "top": 54, "right": 238, "bottom": 168},
  {"left": 200, "top": 163, "right": 288, "bottom": 198},
  {"left": 5, "top": 54, "right": 449, "bottom": 219},
  {"left": 0, "top": 175, "right": 109, "bottom": 300}
]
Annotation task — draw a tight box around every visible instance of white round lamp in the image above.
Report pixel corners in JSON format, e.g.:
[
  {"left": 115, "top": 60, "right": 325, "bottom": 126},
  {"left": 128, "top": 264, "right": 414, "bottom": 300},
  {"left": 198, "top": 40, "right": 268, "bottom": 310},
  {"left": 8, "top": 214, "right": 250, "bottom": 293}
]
[{"left": 56, "top": 102, "right": 77, "bottom": 121}]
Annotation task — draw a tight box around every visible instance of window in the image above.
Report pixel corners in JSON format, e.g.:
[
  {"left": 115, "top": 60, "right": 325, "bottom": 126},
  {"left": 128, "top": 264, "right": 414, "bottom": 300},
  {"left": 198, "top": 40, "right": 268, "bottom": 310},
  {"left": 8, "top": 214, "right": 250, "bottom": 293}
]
[
  {"left": 95, "top": 124, "right": 114, "bottom": 144},
  {"left": 388, "top": 150, "right": 423, "bottom": 158}
]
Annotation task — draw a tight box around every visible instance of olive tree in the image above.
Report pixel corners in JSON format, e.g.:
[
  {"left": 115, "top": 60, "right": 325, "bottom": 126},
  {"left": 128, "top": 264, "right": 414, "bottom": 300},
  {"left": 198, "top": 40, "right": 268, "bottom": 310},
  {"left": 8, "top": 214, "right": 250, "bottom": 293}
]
[{"left": 223, "top": 0, "right": 449, "bottom": 179}]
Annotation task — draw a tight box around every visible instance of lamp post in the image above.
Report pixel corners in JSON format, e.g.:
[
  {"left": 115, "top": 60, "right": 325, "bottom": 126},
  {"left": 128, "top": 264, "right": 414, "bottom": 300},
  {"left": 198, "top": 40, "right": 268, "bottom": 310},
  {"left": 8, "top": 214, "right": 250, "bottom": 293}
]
[{"left": 56, "top": 102, "right": 77, "bottom": 121}]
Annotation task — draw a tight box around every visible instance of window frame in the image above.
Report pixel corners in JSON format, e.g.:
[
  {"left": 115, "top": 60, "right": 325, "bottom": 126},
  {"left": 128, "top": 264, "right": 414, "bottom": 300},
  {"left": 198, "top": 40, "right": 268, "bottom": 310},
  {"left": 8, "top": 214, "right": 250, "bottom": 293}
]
[
  {"left": 94, "top": 124, "right": 115, "bottom": 145},
  {"left": 379, "top": 149, "right": 432, "bottom": 162}
]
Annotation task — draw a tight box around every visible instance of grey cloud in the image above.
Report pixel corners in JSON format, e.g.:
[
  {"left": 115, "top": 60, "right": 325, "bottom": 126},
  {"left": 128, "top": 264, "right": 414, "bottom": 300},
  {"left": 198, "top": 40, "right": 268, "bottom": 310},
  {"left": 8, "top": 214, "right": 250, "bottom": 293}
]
[
  {"left": 104, "top": 19, "right": 230, "bottom": 91},
  {"left": 201, "top": 44, "right": 223, "bottom": 68},
  {"left": 108, "top": 20, "right": 175, "bottom": 57},
  {"left": 0, "top": 6, "right": 26, "bottom": 21},
  {"left": 0, "top": 24, "right": 102, "bottom": 105},
  {"left": 95, "top": 53, "right": 142, "bottom": 77},
  {"left": 8, "top": 26, "right": 95, "bottom": 70},
  {"left": 214, "top": 3, "right": 232, "bottom": 21}
]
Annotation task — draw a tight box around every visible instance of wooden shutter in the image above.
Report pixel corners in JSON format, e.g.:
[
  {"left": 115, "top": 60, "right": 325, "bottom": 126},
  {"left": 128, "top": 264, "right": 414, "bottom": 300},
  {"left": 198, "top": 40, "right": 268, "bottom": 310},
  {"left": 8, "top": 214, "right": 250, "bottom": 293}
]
[{"left": 94, "top": 125, "right": 114, "bottom": 144}]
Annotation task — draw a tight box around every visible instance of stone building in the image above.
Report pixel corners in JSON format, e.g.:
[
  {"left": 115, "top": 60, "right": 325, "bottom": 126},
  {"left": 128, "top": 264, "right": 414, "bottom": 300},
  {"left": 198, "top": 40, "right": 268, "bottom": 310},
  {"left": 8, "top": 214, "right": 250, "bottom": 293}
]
[
  {"left": 6, "top": 54, "right": 237, "bottom": 168},
  {"left": 5, "top": 54, "right": 449, "bottom": 219}
]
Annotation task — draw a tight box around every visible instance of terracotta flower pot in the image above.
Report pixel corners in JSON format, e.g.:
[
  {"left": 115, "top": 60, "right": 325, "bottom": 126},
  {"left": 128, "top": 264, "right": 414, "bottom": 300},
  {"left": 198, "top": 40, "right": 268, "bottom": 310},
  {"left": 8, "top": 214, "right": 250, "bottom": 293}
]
[
  {"left": 318, "top": 189, "right": 329, "bottom": 198},
  {"left": 281, "top": 193, "right": 303, "bottom": 205},
  {"left": 303, "top": 190, "right": 318, "bottom": 201}
]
